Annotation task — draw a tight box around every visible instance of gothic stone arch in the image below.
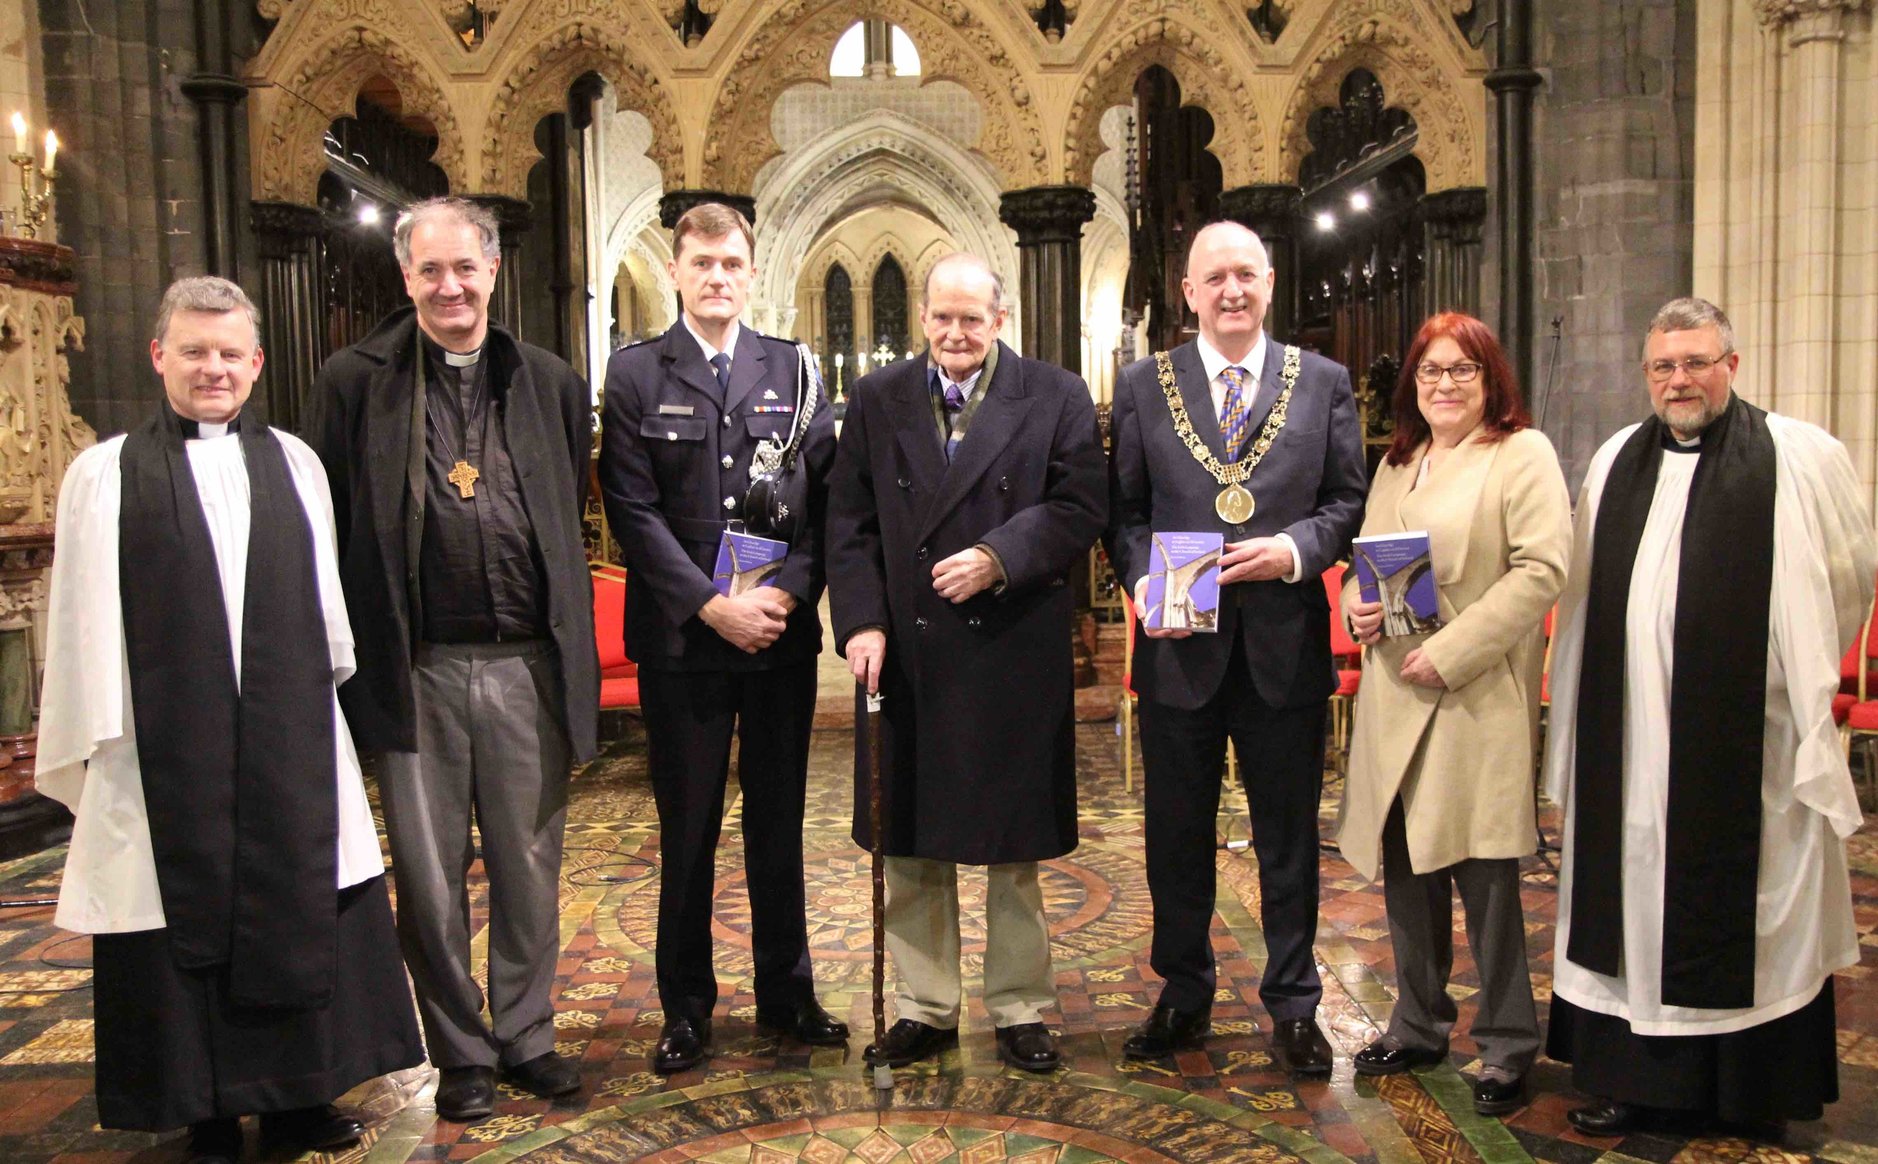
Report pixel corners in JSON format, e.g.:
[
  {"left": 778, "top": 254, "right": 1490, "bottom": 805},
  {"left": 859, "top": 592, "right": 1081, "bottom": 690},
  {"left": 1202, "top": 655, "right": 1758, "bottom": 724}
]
[{"left": 704, "top": 0, "right": 1047, "bottom": 193}]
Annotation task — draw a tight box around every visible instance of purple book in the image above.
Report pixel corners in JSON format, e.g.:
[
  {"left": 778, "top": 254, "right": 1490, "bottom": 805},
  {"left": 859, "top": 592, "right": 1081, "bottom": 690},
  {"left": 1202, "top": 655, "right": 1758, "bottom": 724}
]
[
  {"left": 1351, "top": 531, "right": 1444, "bottom": 636},
  {"left": 1144, "top": 532, "right": 1223, "bottom": 632},
  {"left": 713, "top": 529, "right": 787, "bottom": 597}
]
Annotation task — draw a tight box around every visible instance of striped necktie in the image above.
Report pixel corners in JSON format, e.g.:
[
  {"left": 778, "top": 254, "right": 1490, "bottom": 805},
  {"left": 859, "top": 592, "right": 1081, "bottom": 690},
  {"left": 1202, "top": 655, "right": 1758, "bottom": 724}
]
[{"left": 1218, "top": 365, "right": 1251, "bottom": 460}]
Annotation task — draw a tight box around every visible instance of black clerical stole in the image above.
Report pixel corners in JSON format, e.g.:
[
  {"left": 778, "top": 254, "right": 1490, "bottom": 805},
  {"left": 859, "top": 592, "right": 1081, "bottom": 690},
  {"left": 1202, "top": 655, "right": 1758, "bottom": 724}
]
[
  {"left": 118, "top": 408, "right": 339, "bottom": 1010},
  {"left": 1569, "top": 394, "right": 1776, "bottom": 1009}
]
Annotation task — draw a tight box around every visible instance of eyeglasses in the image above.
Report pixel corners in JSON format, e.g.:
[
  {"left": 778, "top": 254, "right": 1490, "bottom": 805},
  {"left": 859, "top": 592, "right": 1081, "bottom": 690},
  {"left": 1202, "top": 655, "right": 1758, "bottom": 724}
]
[
  {"left": 1414, "top": 361, "right": 1481, "bottom": 384},
  {"left": 1643, "top": 351, "right": 1731, "bottom": 382}
]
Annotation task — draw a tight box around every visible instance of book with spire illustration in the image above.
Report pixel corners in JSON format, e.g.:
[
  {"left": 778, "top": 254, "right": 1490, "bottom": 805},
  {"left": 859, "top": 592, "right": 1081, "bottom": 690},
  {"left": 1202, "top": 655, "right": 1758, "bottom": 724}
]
[
  {"left": 1144, "top": 532, "right": 1223, "bottom": 632},
  {"left": 1351, "top": 531, "right": 1444, "bottom": 637},
  {"left": 713, "top": 528, "right": 789, "bottom": 597}
]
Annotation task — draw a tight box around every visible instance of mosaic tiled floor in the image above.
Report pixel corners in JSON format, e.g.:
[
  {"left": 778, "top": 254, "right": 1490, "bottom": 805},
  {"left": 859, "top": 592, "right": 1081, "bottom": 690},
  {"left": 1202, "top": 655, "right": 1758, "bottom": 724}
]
[{"left": 0, "top": 708, "right": 1873, "bottom": 1163}]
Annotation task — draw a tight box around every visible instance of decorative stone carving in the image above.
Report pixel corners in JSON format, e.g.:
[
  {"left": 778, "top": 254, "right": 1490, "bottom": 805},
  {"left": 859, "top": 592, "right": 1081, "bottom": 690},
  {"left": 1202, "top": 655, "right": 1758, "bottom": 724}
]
[
  {"left": 256, "top": 19, "right": 466, "bottom": 204},
  {"left": 1753, "top": 0, "right": 1871, "bottom": 26},
  {"left": 703, "top": 0, "right": 1047, "bottom": 192},
  {"left": 480, "top": 22, "right": 683, "bottom": 198},
  {"left": 1277, "top": 4, "right": 1482, "bottom": 191},
  {"left": 1063, "top": 16, "right": 1264, "bottom": 188},
  {"left": 0, "top": 242, "right": 92, "bottom": 529},
  {"left": 659, "top": 190, "right": 757, "bottom": 228}
]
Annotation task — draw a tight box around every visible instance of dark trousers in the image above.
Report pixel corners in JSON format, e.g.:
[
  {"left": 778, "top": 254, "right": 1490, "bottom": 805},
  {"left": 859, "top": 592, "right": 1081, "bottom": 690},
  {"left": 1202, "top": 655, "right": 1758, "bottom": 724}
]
[
  {"left": 640, "top": 660, "right": 818, "bottom": 1022},
  {"left": 1138, "top": 648, "right": 1326, "bottom": 1020}
]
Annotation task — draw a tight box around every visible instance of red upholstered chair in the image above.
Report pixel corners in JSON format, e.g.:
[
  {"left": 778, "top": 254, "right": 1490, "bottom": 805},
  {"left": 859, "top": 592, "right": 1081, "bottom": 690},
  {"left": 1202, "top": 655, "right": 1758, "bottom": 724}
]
[
  {"left": 1323, "top": 565, "right": 1362, "bottom": 766},
  {"left": 591, "top": 564, "right": 639, "bottom": 712},
  {"left": 1840, "top": 589, "right": 1878, "bottom": 792}
]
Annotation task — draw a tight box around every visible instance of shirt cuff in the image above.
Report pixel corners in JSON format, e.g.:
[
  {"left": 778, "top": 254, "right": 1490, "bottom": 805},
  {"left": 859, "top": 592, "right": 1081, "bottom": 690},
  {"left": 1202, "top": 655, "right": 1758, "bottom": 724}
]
[
  {"left": 1274, "top": 532, "right": 1304, "bottom": 584},
  {"left": 974, "top": 542, "right": 1010, "bottom": 594}
]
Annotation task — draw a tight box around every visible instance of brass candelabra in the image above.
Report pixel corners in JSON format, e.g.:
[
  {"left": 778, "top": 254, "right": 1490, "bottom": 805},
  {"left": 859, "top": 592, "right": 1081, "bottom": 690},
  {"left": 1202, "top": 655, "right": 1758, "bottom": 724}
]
[{"left": 8, "top": 153, "right": 54, "bottom": 241}]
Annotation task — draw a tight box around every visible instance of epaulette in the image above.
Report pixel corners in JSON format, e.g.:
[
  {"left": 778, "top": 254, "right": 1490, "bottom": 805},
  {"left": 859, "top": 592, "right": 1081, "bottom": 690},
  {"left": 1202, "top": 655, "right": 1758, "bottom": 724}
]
[{"left": 619, "top": 337, "right": 656, "bottom": 351}]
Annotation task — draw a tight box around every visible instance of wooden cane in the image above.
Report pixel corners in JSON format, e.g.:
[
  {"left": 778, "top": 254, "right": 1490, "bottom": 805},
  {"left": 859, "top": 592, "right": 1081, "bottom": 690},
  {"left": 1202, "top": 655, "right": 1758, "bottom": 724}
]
[{"left": 865, "top": 685, "right": 893, "bottom": 1091}]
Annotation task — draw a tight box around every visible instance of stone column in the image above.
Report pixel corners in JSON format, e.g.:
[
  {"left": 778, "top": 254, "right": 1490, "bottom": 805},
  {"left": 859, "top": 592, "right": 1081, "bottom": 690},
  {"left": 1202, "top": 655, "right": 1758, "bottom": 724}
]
[
  {"left": 1418, "top": 188, "right": 1487, "bottom": 321},
  {"left": 181, "top": 0, "right": 246, "bottom": 278},
  {"left": 658, "top": 190, "right": 758, "bottom": 229},
  {"left": 469, "top": 195, "right": 532, "bottom": 340},
  {"left": 1218, "top": 184, "right": 1302, "bottom": 338},
  {"left": 250, "top": 201, "right": 325, "bottom": 435},
  {"left": 998, "top": 185, "right": 1096, "bottom": 372},
  {"left": 1485, "top": 1, "right": 1542, "bottom": 393}
]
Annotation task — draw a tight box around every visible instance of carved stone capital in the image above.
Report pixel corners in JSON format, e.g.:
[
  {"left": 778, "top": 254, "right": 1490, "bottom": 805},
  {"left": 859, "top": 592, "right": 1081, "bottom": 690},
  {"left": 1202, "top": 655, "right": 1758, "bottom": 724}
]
[
  {"left": 1218, "top": 185, "right": 1303, "bottom": 237},
  {"left": 1754, "top": 0, "right": 1871, "bottom": 28},
  {"left": 250, "top": 201, "right": 325, "bottom": 260},
  {"left": 658, "top": 190, "right": 757, "bottom": 230},
  {"left": 467, "top": 195, "right": 534, "bottom": 240},
  {"left": 1420, "top": 187, "right": 1487, "bottom": 242},
  {"left": 998, "top": 185, "right": 1097, "bottom": 246}
]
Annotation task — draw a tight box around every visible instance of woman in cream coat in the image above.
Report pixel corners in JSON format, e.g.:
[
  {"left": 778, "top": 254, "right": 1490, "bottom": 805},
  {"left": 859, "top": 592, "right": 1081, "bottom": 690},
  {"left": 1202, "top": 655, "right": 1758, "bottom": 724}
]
[{"left": 1340, "top": 313, "right": 1571, "bottom": 1117}]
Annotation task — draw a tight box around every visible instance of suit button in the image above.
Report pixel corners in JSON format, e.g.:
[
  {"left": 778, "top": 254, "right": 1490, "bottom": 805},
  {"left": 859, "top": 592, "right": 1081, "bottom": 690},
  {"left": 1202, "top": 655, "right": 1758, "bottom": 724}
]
[
  {"left": 722, "top": 455, "right": 733, "bottom": 469},
  {"left": 915, "top": 617, "right": 928, "bottom": 630},
  {"left": 723, "top": 415, "right": 732, "bottom": 427},
  {"left": 998, "top": 476, "right": 1009, "bottom": 491},
  {"left": 917, "top": 546, "right": 928, "bottom": 561},
  {"left": 897, "top": 477, "right": 912, "bottom": 489},
  {"left": 723, "top": 496, "right": 736, "bottom": 511},
  {"left": 968, "top": 616, "right": 982, "bottom": 629}
]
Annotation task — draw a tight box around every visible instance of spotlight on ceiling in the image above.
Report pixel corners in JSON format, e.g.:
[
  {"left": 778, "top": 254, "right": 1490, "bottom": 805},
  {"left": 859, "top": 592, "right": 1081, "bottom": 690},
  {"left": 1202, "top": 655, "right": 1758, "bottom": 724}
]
[
  {"left": 357, "top": 203, "right": 380, "bottom": 225},
  {"left": 1349, "top": 190, "right": 1371, "bottom": 211},
  {"left": 1314, "top": 211, "right": 1336, "bottom": 232}
]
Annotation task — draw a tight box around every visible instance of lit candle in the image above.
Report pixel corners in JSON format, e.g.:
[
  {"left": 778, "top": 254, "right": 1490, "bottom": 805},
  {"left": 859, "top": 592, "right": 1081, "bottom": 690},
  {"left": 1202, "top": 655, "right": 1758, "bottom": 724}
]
[
  {"left": 42, "top": 129, "right": 56, "bottom": 173},
  {"left": 10, "top": 113, "right": 25, "bottom": 156}
]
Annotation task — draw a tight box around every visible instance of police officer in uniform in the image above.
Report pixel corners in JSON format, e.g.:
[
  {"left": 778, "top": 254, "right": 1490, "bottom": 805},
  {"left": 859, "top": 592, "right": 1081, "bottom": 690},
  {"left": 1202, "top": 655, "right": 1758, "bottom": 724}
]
[{"left": 598, "top": 202, "right": 844, "bottom": 1073}]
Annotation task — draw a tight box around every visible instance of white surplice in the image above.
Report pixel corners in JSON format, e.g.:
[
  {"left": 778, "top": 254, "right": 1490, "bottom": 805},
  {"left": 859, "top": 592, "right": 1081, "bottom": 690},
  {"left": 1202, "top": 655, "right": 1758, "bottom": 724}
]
[
  {"left": 1544, "top": 412, "right": 1876, "bottom": 1036},
  {"left": 35, "top": 426, "right": 383, "bottom": 935}
]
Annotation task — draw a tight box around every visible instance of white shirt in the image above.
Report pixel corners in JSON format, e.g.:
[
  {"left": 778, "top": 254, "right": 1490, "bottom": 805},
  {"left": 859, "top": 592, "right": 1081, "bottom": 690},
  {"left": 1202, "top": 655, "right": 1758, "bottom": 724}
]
[
  {"left": 36, "top": 426, "right": 384, "bottom": 934},
  {"left": 932, "top": 362, "right": 986, "bottom": 404},
  {"left": 1544, "top": 414, "right": 1875, "bottom": 1035},
  {"left": 1189, "top": 330, "right": 1300, "bottom": 584},
  {"left": 682, "top": 315, "right": 740, "bottom": 367}
]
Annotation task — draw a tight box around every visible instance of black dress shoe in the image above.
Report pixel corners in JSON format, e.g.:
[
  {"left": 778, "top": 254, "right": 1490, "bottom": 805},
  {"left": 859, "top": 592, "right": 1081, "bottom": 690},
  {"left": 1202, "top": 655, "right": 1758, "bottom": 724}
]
[
  {"left": 1472, "top": 1073, "right": 1526, "bottom": 1116},
  {"left": 503, "top": 1049, "right": 582, "bottom": 1097},
  {"left": 863, "top": 1018, "right": 959, "bottom": 1067},
  {"left": 995, "top": 1023, "right": 1061, "bottom": 1072},
  {"left": 655, "top": 1016, "right": 712, "bottom": 1073},
  {"left": 435, "top": 1066, "right": 497, "bottom": 1122},
  {"left": 755, "top": 997, "right": 851, "bottom": 1046},
  {"left": 1122, "top": 1004, "right": 1211, "bottom": 1060},
  {"left": 1352, "top": 1037, "right": 1448, "bottom": 1076},
  {"left": 185, "top": 1117, "right": 242, "bottom": 1164},
  {"left": 260, "top": 1103, "right": 365, "bottom": 1150},
  {"left": 1271, "top": 1017, "right": 1333, "bottom": 1078},
  {"left": 1567, "top": 1099, "right": 1641, "bottom": 1136}
]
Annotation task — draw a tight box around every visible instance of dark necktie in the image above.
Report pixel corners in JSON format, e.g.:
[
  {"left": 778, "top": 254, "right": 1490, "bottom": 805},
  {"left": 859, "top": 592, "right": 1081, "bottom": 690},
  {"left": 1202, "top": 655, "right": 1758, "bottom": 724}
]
[
  {"left": 710, "top": 352, "right": 731, "bottom": 394},
  {"left": 941, "top": 381, "right": 966, "bottom": 461}
]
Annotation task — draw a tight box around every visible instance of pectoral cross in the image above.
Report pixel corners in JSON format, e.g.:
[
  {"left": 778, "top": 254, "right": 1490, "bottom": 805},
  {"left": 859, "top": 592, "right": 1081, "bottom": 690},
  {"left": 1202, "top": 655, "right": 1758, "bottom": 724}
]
[{"left": 447, "top": 460, "right": 481, "bottom": 499}]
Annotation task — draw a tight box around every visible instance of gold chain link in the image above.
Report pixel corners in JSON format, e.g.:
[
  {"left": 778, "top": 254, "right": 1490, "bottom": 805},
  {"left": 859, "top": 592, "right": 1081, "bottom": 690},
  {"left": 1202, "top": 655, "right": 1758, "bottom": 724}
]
[{"left": 1153, "top": 345, "right": 1301, "bottom": 486}]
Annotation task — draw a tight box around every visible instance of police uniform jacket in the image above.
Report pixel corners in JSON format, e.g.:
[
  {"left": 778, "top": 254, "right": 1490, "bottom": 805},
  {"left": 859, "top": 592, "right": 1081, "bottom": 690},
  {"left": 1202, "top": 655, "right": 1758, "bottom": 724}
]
[{"left": 599, "top": 324, "right": 836, "bottom": 670}]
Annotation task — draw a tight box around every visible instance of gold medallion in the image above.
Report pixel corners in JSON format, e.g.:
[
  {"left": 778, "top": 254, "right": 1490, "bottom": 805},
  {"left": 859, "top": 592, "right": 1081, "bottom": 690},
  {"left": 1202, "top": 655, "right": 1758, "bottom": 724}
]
[{"left": 1215, "top": 483, "right": 1255, "bottom": 524}]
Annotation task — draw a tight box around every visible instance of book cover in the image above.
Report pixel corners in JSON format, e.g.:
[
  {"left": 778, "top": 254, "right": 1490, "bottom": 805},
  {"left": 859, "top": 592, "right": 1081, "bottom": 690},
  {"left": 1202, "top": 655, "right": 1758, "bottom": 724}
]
[
  {"left": 713, "top": 529, "right": 789, "bottom": 597},
  {"left": 1144, "top": 532, "right": 1223, "bottom": 632},
  {"left": 1351, "top": 531, "right": 1443, "bottom": 636}
]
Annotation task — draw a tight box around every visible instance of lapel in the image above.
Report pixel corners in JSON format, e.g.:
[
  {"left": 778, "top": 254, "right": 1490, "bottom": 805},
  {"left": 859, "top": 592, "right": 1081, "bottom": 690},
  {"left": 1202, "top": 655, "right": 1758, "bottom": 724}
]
[
  {"left": 723, "top": 331, "right": 768, "bottom": 418},
  {"left": 362, "top": 318, "right": 420, "bottom": 577},
  {"left": 1170, "top": 343, "right": 1229, "bottom": 462},
  {"left": 660, "top": 325, "right": 727, "bottom": 409},
  {"left": 1242, "top": 336, "right": 1287, "bottom": 446},
  {"left": 1395, "top": 430, "right": 1495, "bottom": 585},
  {"left": 892, "top": 363, "right": 948, "bottom": 494},
  {"left": 919, "top": 342, "right": 1034, "bottom": 540},
  {"left": 493, "top": 336, "right": 561, "bottom": 563}
]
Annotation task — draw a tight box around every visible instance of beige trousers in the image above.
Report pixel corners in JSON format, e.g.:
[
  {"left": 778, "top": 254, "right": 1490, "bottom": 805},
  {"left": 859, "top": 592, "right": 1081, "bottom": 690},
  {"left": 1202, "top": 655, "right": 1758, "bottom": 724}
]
[{"left": 884, "top": 856, "right": 1056, "bottom": 1029}]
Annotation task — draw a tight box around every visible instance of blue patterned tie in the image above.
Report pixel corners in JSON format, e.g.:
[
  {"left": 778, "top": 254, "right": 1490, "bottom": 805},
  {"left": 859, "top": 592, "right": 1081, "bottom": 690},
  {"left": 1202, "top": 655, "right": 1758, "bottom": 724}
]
[
  {"left": 710, "top": 352, "right": 731, "bottom": 394},
  {"left": 941, "top": 381, "right": 966, "bottom": 461},
  {"left": 1218, "top": 365, "right": 1250, "bottom": 460}
]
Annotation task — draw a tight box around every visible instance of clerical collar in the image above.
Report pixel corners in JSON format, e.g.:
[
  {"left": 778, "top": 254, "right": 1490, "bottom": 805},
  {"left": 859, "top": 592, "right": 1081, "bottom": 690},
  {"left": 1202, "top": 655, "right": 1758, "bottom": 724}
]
[
  {"left": 422, "top": 335, "right": 482, "bottom": 369},
  {"left": 171, "top": 408, "right": 241, "bottom": 440},
  {"left": 1660, "top": 427, "right": 1703, "bottom": 453}
]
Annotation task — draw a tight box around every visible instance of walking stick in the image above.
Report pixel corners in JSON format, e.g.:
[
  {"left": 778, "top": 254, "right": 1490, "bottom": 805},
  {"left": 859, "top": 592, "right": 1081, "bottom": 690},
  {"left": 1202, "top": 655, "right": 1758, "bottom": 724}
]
[{"left": 865, "top": 685, "right": 894, "bottom": 1091}]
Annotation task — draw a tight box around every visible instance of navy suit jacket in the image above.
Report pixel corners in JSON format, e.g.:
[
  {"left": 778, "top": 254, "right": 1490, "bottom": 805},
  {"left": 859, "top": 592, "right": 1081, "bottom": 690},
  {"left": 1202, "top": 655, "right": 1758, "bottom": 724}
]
[{"left": 1105, "top": 336, "right": 1367, "bottom": 710}]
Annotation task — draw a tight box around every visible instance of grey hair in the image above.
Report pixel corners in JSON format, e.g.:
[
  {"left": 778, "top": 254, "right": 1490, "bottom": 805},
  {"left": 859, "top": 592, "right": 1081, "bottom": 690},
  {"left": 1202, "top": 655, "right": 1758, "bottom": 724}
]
[
  {"left": 922, "top": 252, "right": 1005, "bottom": 314},
  {"left": 153, "top": 276, "right": 262, "bottom": 346},
  {"left": 393, "top": 196, "right": 501, "bottom": 268},
  {"left": 1644, "top": 296, "right": 1736, "bottom": 356}
]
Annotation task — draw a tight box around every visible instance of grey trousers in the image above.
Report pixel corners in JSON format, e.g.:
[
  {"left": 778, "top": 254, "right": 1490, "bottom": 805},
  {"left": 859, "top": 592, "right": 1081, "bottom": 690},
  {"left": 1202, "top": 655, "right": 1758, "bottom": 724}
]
[
  {"left": 378, "top": 641, "right": 571, "bottom": 1071},
  {"left": 884, "top": 857, "right": 1056, "bottom": 1029},
  {"left": 1380, "top": 800, "right": 1540, "bottom": 1075}
]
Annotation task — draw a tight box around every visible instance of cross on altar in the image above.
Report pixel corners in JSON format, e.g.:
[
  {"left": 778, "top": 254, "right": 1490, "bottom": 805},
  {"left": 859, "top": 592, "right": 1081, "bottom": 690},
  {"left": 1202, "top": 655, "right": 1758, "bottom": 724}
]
[{"left": 447, "top": 460, "right": 481, "bottom": 498}]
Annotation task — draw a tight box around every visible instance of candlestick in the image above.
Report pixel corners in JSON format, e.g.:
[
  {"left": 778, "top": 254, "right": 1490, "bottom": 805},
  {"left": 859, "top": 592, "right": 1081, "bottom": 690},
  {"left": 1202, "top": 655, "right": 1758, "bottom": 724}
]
[
  {"left": 42, "top": 130, "right": 55, "bottom": 175},
  {"left": 9, "top": 113, "right": 24, "bottom": 157}
]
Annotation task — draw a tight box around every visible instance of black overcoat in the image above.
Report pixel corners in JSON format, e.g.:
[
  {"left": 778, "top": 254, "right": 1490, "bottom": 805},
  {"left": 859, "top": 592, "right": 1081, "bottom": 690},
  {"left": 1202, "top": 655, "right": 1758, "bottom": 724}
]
[
  {"left": 311, "top": 307, "right": 600, "bottom": 760},
  {"left": 827, "top": 343, "right": 1108, "bottom": 864}
]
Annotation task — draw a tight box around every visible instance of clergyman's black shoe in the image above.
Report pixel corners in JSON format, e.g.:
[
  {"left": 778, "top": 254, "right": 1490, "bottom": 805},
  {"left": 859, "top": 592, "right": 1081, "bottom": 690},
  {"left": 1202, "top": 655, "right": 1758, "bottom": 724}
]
[
  {"left": 259, "top": 1103, "right": 365, "bottom": 1150},
  {"left": 503, "top": 1049, "right": 582, "bottom": 1097},
  {"left": 435, "top": 1066, "right": 496, "bottom": 1122},
  {"left": 1271, "top": 1017, "right": 1334, "bottom": 1078},
  {"left": 1567, "top": 1099, "right": 1642, "bottom": 1136},
  {"left": 755, "top": 997, "right": 851, "bottom": 1046},
  {"left": 654, "top": 1016, "right": 712, "bottom": 1074},
  {"left": 1352, "top": 1036, "right": 1448, "bottom": 1076},
  {"left": 863, "top": 1018, "right": 959, "bottom": 1067},
  {"left": 185, "top": 1117, "right": 242, "bottom": 1164},
  {"left": 1122, "top": 1004, "right": 1211, "bottom": 1060},
  {"left": 995, "top": 1023, "right": 1062, "bottom": 1073},
  {"left": 1472, "top": 1071, "right": 1527, "bottom": 1116}
]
